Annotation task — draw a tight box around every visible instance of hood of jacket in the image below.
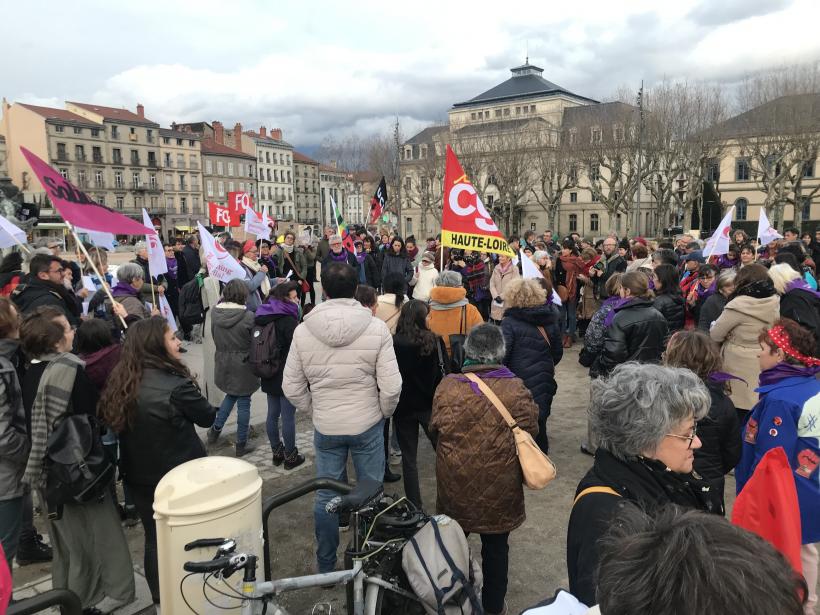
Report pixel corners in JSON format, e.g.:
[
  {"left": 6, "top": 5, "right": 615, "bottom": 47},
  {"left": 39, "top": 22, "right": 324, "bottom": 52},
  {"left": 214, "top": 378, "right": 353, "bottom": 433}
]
[
  {"left": 80, "top": 344, "right": 121, "bottom": 390},
  {"left": 212, "top": 302, "right": 249, "bottom": 328},
  {"left": 504, "top": 303, "right": 559, "bottom": 326},
  {"left": 303, "top": 298, "right": 374, "bottom": 347},
  {"left": 0, "top": 338, "right": 19, "bottom": 362},
  {"left": 429, "top": 285, "right": 467, "bottom": 305},
  {"left": 724, "top": 294, "right": 780, "bottom": 320}
]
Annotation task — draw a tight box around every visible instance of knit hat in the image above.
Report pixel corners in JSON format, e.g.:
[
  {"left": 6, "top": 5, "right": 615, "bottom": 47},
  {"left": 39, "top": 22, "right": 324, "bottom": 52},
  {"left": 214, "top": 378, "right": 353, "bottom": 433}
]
[
  {"left": 633, "top": 237, "right": 647, "bottom": 247},
  {"left": 421, "top": 251, "right": 435, "bottom": 263},
  {"left": 242, "top": 239, "right": 257, "bottom": 255}
]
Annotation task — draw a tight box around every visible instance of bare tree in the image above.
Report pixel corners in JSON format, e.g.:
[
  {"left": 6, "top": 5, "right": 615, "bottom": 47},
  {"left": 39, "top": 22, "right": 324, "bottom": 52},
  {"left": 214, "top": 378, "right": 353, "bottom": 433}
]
[
  {"left": 529, "top": 128, "right": 578, "bottom": 230},
  {"left": 402, "top": 138, "right": 446, "bottom": 237}
]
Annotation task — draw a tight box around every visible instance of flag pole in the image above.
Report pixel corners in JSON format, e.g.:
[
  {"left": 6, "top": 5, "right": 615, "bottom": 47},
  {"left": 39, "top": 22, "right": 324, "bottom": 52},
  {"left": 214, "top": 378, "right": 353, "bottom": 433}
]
[
  {"left": 150, "top": 277, "right": 157, "bottom": 310},
  {"left": 68, "top": 224, "right": 127, "bottom": 329},
  {"left": 12, "top": 234, "right": 30, "bottom": 255}
]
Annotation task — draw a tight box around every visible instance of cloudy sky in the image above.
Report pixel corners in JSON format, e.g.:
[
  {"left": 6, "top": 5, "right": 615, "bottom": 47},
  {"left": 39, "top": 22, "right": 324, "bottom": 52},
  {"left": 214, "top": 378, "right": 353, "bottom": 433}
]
[{"left": 3, "top": 0, "right": 819, "bottom": 150}]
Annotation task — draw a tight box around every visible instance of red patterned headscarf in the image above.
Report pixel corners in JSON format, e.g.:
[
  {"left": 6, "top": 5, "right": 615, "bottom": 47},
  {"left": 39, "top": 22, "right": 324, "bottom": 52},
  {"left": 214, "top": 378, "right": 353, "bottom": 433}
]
[{"left": 767, "top": 324, "right": 820, "bottom": 367}]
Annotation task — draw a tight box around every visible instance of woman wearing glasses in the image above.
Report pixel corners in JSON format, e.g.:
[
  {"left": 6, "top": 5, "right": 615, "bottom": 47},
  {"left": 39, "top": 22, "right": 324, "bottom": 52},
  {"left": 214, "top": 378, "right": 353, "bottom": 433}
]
[{"left": 566, "top": 362, "right": 724, "bottom": 608}]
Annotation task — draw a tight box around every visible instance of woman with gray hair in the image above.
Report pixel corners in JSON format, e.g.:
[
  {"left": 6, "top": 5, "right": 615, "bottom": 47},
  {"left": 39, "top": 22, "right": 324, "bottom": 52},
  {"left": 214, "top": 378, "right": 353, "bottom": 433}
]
[
  {"left": 567, "top": 362, "right": 723, "bottom": 607},
  {"left": 108, "top": 262, "right": 158, "bottom": 323},
  {"left": 427, "top": 269, "right": 484, "bottom": 358},
  {"left": 431, "top": 323, "right": 538, "bottom": 615}
]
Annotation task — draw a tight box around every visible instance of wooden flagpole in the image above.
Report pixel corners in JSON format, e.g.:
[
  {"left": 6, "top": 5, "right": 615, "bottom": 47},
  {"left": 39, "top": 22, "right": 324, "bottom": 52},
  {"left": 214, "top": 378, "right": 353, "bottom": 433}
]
[
  {"left": 68, "top": 224, "right": 127, "bottom": 329},
  {"left": 12, "top": 234, "right": 30, "bottom": 255}
]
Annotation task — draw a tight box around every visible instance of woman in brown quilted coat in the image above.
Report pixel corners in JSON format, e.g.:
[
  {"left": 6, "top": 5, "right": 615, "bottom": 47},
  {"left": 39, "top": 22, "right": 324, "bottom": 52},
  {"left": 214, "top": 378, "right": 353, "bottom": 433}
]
[{"left": 431, "top": 323, "right": 539, "bottom": 615}]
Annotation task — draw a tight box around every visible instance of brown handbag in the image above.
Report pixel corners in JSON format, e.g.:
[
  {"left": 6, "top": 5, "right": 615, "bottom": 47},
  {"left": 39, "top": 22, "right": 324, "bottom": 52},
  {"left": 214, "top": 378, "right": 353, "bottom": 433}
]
[{"left": 463, "top": 372, "right": 556, "bottom": 489}]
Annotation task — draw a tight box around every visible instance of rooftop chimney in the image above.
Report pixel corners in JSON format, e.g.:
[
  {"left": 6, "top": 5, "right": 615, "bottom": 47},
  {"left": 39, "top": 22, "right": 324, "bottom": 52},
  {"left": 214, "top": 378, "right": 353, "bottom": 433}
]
[
  {"left": 271, "top": 128, "right": 282, "bottom": 141},
  {"left": 213, "top": 121, "right": 224, "bottom": 145},
  {"left": 259, "top": 126, "right": 267, "bottom": 138},
  {"left": 136, "top": 104, "right": 145, "bottom": 118},
  {"left": 233, "top": 122, "right": 242, "bottom": 147}
]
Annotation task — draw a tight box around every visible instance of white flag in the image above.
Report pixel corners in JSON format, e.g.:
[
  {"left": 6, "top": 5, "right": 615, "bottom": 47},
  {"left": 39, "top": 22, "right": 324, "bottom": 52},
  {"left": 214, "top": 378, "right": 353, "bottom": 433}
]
[
  {"left": 244, "top": 204, "right": 271, "bottom": 240},
  {"left": 519, "top": 251, "right": 562, "bottom": 306},
  {"left": 703, "top": 206, "right": 735, "bottom": 257},
  {"left": 158, "top": 294, "right": 178, "bottom": 333},
  {"left": 76, "top": 227, "right": 117, "bottom": 251},
  {"left": 0, "top": 216, "right": 27, "bottom": 250},
  {"left": 141, "top": 209, "right": 167, "bottom": 277},
  {"left": 757, "top": 208, "right": 783, "bottom": 246},
  {"left": 197, "top": 222, "right": 245, "bottom": 283}
]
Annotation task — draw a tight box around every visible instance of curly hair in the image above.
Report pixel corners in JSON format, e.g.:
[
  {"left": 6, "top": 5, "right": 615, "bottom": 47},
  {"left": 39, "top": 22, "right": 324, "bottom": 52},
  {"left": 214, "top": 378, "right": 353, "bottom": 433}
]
[
  {"left": 98, "top": 316, "right": 193, "bottom": 432},
  {"left": 503, "top": 278, "right": 547, "bottom": 309},
  {"left": 396, "top": 300, "right": 437, "bottom": 355}
]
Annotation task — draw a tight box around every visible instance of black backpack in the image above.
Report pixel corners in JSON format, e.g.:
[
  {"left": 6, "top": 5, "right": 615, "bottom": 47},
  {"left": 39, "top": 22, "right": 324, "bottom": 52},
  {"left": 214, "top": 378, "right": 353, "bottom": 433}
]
[
  {"left": 44, "top": 413, "right": 114, "bottom": 517},
  {"left": 249, "top": 322, "right": 281, "bottom": 379},
  {"left": 179, "top": 274, "right": 206, "bottom": 326}
]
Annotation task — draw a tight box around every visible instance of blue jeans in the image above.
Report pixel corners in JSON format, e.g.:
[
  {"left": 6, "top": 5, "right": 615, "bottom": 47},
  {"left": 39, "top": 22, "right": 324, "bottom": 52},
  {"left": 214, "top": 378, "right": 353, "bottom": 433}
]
[
  {"left": 563, "top": 300, "right": 578, "bottom": 336},
  {"left": 266, "top": 395, "right": 296, "bottom": 453},
  {"left": 214, "top": 394, "right": 252, "bottom": 443},
  {"left": 313, "top": 420, "right": 385, "bottom": 572}
]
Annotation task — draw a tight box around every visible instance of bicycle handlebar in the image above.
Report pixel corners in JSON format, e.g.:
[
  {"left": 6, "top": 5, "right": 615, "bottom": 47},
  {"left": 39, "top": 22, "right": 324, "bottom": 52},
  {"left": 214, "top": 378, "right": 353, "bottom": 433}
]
[{"left": 183, "top": 553, "right": 249, "bottom": 576}]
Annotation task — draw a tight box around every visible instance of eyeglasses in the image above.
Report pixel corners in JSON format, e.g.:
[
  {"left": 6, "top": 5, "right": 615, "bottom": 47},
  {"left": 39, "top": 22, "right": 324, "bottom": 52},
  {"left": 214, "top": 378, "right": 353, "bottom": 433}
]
[
  {"left": 48, "top": 267, "right": 64, "bottom": 275},
  {"left": 665, "top": 425, "right": 698, "bottom": 449}
]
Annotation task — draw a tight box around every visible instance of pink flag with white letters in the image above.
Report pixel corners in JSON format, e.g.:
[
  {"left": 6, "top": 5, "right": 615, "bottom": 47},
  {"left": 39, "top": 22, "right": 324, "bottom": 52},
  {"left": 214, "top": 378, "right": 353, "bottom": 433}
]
[{"left": 197, "top": 222, "right": 245, "bottom": 283}]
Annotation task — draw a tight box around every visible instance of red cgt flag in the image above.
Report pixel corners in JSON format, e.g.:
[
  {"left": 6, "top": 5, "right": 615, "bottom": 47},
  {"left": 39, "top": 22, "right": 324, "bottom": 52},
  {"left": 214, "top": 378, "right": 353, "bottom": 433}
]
[
  {"left": 732, "top": 447, "right": 803, "bottom": 574},
  {"left": 209, "top": 202, "right": 237, "bottom": 227}
]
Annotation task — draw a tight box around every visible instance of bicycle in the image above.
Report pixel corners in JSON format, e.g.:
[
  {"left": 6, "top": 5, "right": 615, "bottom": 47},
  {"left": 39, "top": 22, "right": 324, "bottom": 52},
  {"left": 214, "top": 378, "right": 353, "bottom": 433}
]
[{"left": 181, "top": 478, "right": 428, "bottom": 615}]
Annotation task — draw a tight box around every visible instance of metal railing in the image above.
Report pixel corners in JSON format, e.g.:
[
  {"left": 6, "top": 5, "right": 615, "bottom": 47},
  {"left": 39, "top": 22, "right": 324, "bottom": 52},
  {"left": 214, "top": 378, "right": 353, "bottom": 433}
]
[{"left": 8, "top": 588, "right": 82, "bottom": 615}]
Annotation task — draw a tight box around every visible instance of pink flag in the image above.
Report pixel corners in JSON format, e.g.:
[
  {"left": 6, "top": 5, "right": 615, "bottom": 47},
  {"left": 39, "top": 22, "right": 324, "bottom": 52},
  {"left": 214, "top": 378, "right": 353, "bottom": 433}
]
[
  {"left": 703, "top": 206, "right": 735, "bottom": 258},
  {"left": 20, "top": 147, "right": 152, "bottom": 235},
  {"left": 142, "top": 209, "right": 168, "bottom": 277},
  {"left": 197, "top": 222, "right": 245, "bottom": 283}
]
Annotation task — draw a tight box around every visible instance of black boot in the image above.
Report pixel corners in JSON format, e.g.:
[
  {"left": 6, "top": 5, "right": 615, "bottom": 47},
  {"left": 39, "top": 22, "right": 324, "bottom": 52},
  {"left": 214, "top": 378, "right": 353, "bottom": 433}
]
[
  {"left": 383, "top": 468, "right": 402, "bottom": 483},
  {"left": 235, "top": 441, "right": 256, "bottom": 457},
  {"left": 206, "top": 426, "right": 221, "bottom": 445},
  {"left": 16, "top": 533, "right": 52, "bottom": 565},
  {"left": 271, "top": 442, "right": 285, "bottom": 466},
  {"left": 283, "top": 448, "right": 305, "bottom": 470}
]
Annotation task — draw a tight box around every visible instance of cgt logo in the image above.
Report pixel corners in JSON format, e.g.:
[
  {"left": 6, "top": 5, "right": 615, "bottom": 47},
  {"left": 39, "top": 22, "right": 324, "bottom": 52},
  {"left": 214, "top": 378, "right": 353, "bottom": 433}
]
[
  {"left": 448, "top": 177, "right": 499, "bottom": 232},
  {"left": 213, "top": 207, "right": 231, "bottom": 226}
]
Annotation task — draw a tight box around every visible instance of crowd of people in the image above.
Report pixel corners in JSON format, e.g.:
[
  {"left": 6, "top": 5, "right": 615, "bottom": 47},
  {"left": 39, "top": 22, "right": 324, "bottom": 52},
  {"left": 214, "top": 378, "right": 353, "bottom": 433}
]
[{"left": 0, "top": 223, "right": 818, "bottom": 614}]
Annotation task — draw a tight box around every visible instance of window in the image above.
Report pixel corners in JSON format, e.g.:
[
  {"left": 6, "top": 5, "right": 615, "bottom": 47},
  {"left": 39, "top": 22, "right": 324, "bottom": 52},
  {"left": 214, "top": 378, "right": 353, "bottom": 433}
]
[
  {"left": 288, "top": 188, "right": 292, "bottom": 200},
  {"left": 515, "top": 107, "right": 521, "bottom": 115},
  {"left": 503, "top": 108, "right": 510, "bottom": 116},
  {"left": 114, "top": 171, "right": 123, "bottom": 188},
  {"left": 487, "top": 195, "right": 494, "bottom": 206},
  {"left": 179, "top": 174, "right": 186, "bottom": 190},
  {"left": 166, "top": 196, "right": 174, "bottom": 210},
  {"left": 180, "top": 197, "right": 187, "bottom": 213},
  {"left": 495, "top": 109, "right": 502, "bottom": 118},
  {"left": 287, "top": 170, "right": 291, "bottom": 182},
  {"left": 591, "top": 127, "right": 602, "bottom": 143},
  {"left": 228, "top": 181, "right": 234, "bottom": 193},
  {"left": 149, "top": 173, "right": 157, "bottom": 189},
  {"left": 569, "top": 130, "right": 577, "bottom": 146},
  {"left": 590, "top": 213, "right": 599, "bottom": 232},
  {"left": 735, "top": 158, "right": 750, "bottom": 181},
  {"left": 131, "top": 149, "right": 140, "bottom": 165},
  {"left": 73, "top": 127, "right": 82, "bottom": 135},
  {"left": 239, "top": 182, "right": 245, "bottom": 192},
  {"left": 802, "top": 197, "right": 812, "bottom": 221},
  {"left": 116, "top": 196, "right": 124, "bottom": 209},
  {"left": 589, "top": 165, "right": 600, "bottom": 181},
  {"left": 206, "top": 180, "right": 214, "bottom": 197},
  {"left": 176, "top": 139, "right": 183, "bottom": 146},
  {"left": 706, "top": 159, "right": 720, "bottom": 183},
  {"left": 111, "top": 126, "right": 119, "bottom": 139},
  {"left": 236, "top": 163, "right": 242, "bottom": 176},
  {"left": 279, "top": 153, "right": 284, "bottom": 165},
  {"left": 163, "top": 137, "right": 170, "bottom": 145},
  {"left": 77, "top": 170, "right": 86, "bottom": 187},
  {"left": 132, "top": 172, "right": 141, "bottom": 188},
  {"left": 227, "top": 162, "right": 234, "bottom": 176},
  {"left": 266, "top": 152, "right": 271, "bottom": 163},
  {"left": 570, "top": 192, "right": 577, "bottom": 203},
  {"left": 614, "top": 126, "right": 624, "bottom": 141},
  {"left": 217, "top": 161, "right": 224, "bottom": 175},
  {"left": 130, "top": 127, "right": 136, "bottom": 135},
  {"left": 94, "top": 170, "right": 103, "bottom": 187},
  {"left": 804, "top": 160, "right": 815, "bottom": 178},
  {"left": 205, "top": 160, "right": 213, "bottom": 174},
  {"left": 164, "top": 174, "right": 172, "bottom": 190},
  {"left": 91, "top": 129, "right": 100, "bottom": 137},
  {"left": 218, "top": 181, "right": 225, "bottom": 197},
  {"left": 471, "top": 112, "right": 476, "bottom": 120},
  {"left": 176, "top": 153, "right": 185, "bottom": 168},
  {"left": 569, "top": 214, "right": 578, "bottom": 232},
  {"left": 189, "top": 140, "right": 195, "bottom": 147},
  {"left": 274, "top": 169, "right": 279, "bottom": 182},
  {"left": 56, "top": 143, "right": 68, "bottom": 160},
  {"left": 112, "top": 148, "right": 123, "bottom": 164},
  {"left": 530, "top": 105, "right": 535, "bottom": 113},
  {"left": 55, "top": 125, "right": 64, "bottom": 133},
  {"left": 59, "top": 167, "right": 69, "bottom": 179},
  {"left": 267, "top": 169, "right": 272, "bottom": 181},
  {"left": 591, "top": 191, "right": 599, "bottom": 202},
  {"left": 193, "top": 196, "right": 200, "bottom": 212},
  {"left": 735, "top": 198, "right": 748, "bottom": 220},
  {"left": 405, "top": 176, "right": 411, "bottom": 190}
]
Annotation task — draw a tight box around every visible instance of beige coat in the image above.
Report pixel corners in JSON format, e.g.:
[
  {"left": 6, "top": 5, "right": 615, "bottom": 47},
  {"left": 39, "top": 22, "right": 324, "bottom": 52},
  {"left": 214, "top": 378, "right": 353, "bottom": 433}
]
[
  {"left": 710, "top": 294, "right": 780, "bottom": 410},
  {"left": 374, "top": 294, "right": 405, "bottom": 334},
  {"left": 489, "top": 263, "right": 521, "bottom": 321}
]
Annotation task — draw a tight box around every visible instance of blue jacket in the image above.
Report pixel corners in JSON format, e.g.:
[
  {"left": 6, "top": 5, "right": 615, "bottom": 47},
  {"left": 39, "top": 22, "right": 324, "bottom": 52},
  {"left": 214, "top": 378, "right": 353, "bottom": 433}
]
[
  {"left": 735, "top": 374, "right": 820, "bottom": 544},
  {"left": 501, "top": 304, "right": 563, "bottom": 419}
]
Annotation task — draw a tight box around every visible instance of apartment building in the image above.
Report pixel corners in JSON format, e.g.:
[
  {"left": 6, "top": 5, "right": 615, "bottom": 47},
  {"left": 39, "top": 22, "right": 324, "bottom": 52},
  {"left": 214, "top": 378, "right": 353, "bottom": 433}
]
[
  {"left": 200, "top": 139, "right": 257, "bottom": 210},
  {"left": 158, "top": 128, "right": 202, "bottom": 234},
  {"left": 293, "top": 151, "right": 321, "bottom": 224},
  {"left": 244, "top": 127, "right": 294, "bottom": 221}
]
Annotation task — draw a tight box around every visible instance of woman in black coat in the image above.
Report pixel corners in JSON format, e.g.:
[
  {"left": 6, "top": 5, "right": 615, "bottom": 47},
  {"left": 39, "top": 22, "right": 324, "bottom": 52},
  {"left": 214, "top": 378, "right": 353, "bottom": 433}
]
[
  {"left": 596, "top": 271, "right": 668, "bottom": 377},
  {"left": 254, "top": 281, "right": 304, "bottom": 469},
  {"left": 769, "top": 262, "right": 820, "bottom": 356},
  {"left": 663, "top": 330, "right": 741, "bottom": 508},
  {"left": 392, "top": 300, "right": 445, "bottom": 508},
  {"left": 500, "top": 278, "right": 563, "bottom": 453},
  {"left": 698, "top": 269, "right": 736, "bottom": 331},
  {"left": 354, "top": 239, "right": 381, "bottom": 289},
  {"left": 651, "top": 263, "right": 684, "bottom": 336},
  {"left": 380, "top": 236, "right": 414, "bottom": 291}
]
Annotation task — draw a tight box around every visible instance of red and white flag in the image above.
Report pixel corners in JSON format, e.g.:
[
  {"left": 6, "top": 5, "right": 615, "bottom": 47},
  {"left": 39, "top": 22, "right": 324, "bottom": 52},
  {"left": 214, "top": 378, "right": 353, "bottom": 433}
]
[
  {"left": 197, "top": 222, "right": 245, "bottom": 283},
  {"left": 703, "top": 206, "right": 735, "bottom": 257},
  {"left": 757, "top": 208, "right": 783, "bottom": 246},
  {"left": 141, "top": 209, "right": 167, "bottom": 277},
  {"left": 244, "top": 204, "right": 271, "bottom": 240}
]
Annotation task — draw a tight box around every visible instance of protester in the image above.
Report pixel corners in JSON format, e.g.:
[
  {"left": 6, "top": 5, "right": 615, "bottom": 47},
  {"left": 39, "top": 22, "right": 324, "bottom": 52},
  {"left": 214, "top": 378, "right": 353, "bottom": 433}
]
[
  {"left": 255, "top": 281, "right": 304, "bottom": 470},
  {"left": 275, "top": 231, "right": 307, "bottom": 285},
  {"left": 489, "top": 254, "right": 520, "bottom": 322},
  {"left": 99, "top": 317, "right": 214, "bottom": 608},
  {"left": 130, "top": 241, "right": 164, "bottom": 301},
  {"left": 282, "top": 262, "right": 401, "bottom": 574},
  {"left": 410, "top": 251, "right": 438, "bottom": 303},
  {"left": 554, "top": 239, "right": 585, "bottom": 348},
  {"left": 500, "top": 278, "right": 563, "bottom": 453},
  {"left": 593, "top": 237, "right": 627, "bottom": 299},
  {"left": 76, "top": 318, "right": 121, "bottom": 393},
  {"left": 685, "top": 263, "right": 718, "bottom": 327},
  {"left": 207, "top": 279, "right": 260, "bottom": 457},
  {"left": 161, "top": 242, "right": 180, "bottom": 319},
  {"left": 199, "top": 267, "right": 223, "bottom": 406},
  {"left": 0, "top": 252, "right": 24, "bottom": 297},
  {"left": 301, "top": 241, "right": 318, "bottom": 306},
  {"left": 12, "top": 254, "right": 81, "bottom": 326},
  {"left": 375, "top": 272, "right": 407, "bottom": 335},
  {"left": 108, "top": 262, "right": 154, "bottom": 322},
  {"left": 663, "top": 330, "right": 741, "bottom": 507},
  {"left": 463, "top": 251, "right": 491, "bottom": 319},
  {"left": 710, "top": 263, "right": 779, "bottom": 422},
  {"left": 578, "top": 274, "right": 623, "bottom": 374},
  {"left": 738, "top": 244, "right": 756, "bottom": 268},
  {"left": 651, "top": 263, "right": 685, "bottom": 336},
  {"left": 380, "top": 236, "right": 414, "bottom": 291},
  {"left": 576, "top": 247, "right": 600, "bottom": 337},
  {"left": 428, "top": 270, "right": 484, "bottom": 356},
  {"left": 321, "top": 234, "right": 360, "bottom": 276},
  {"left": 595, "top": 271, "right": 668, "bottom": 377},
  {"left": 362, "top": 235, "right": 383, "bottom": 273},
  {"left": 356, "top": 238, "right": 380, "bottom": 288},
  {"left": 181, "top": 234, "right": 201, "bottom": 281},
  {"left": 21, "top": 306, "right": 135, "bottom": 613},
  {"left": 567, "top": 362, "right": 720, "bottom": 606},
  {"left": 431, "top": 324, "right": 538, "bottom": 615},
  {"left": 392, "top": 300, "right": 445, "bottom": 507},
  {"left": 316, "top": 226, "right": 333, "bottom": 262},
  {"left": 239, "top": 240, "right": 271, "bottom": 312},
  {"left": 698, "top": 269, "right": 736, "bottom": 331},
  {"left": 625, "top": 242, "right": 652, "bottom": 272},
  {"left": 769, "top": 262, "right": 820, "bottom": 356}
]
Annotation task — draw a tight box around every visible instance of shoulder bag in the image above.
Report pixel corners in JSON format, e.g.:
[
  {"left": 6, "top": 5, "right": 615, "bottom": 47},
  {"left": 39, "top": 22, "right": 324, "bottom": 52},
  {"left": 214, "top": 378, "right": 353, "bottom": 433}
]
[
  {"left": 463, "top": 372, "right": 556, "bottom": 489},
  {"left": 448, "top": 305, "right": 467, "bottom": 374}
]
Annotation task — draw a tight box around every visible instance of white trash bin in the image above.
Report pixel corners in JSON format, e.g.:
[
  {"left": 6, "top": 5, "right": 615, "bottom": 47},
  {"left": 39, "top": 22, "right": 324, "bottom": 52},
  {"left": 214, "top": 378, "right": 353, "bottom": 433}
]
[{"left": 154, "top": 456, "right": 263, "bottom": 614}]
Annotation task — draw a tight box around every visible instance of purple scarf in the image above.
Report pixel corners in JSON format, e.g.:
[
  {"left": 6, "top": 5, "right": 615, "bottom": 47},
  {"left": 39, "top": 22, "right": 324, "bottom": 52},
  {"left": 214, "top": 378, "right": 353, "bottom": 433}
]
[
  {"left": 759, "top": 362, "right": 820, "bottom": 387},
  {"left": 256, "top": 298, "right": 299, "bottom": 319},
  {"left": 355, "top": 251, "right": 367, "bottom": 265},
  {"left": 603, "top": 297, "right": 634, "bottom": 328},
  {"left": 330, "top": 250, "right": 349, "bottom": 263},
  {"left": 453, "top": 366, "right": 517, "bottom": 396},
  {"left": 708, "top": 371, "right": 747, "bottom": 385},
  {"left": 695, "top": 280, "right": 717, "bottom": 302},
  {"left": 165, "top": 257, "right": 178, "bottom": 281},
  {"left": 111, "top": 281, "right": 139, "bottom": 298},
  {"left": 785, "top": 277, "right": 820, "bottom": 299},
  {"left": 716, "top": 255, "right": 737, "bottom": 270}
]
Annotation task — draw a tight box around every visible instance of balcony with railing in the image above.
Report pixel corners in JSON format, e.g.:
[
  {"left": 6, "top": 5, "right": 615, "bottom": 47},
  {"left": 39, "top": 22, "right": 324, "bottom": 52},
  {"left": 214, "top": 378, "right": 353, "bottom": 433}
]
[
  {"left": 131, "top": 182, "right": 145, "bottom": 191},
  {"left": 190, "top": 182, "right": 200, "bottom": 192},
  {"left": 130, "top": 155, "right": 141, "bottom": 166},
  {"left": 94, "top": 181, "right": 106, "bottom": 189},
  {"left": 190, "top": 161, "right": 200, "bottom": 170},
  {"left": 75, "top": 153, "right": 87, "bottom": 162},
  {"left": 164, "top": 159, "right": 174, "bottom": 169},
  {"left": 147, "top": 156, "right": 158, "bottom": 168},
  {"left": 164, "top": 182, "right": 174, "bottom": 191},
  {"left": 93, "top": 154, "right": 104, "bottom": 164},
  {"left": 110, "top": 131, "right": 120, "bottom": 140},
  {"left": 177, "top": 161, "right": 186, "bottom": 170},
  {"left": 112, "top": 154, "right": 123, "bottom": 165},
  {"left": 56, "top": 151, "right": 69, "bottom": 161}
]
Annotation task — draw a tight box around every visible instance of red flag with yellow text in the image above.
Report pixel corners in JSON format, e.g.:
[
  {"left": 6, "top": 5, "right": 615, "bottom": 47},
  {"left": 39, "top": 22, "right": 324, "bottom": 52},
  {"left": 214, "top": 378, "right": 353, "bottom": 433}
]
[{"left": 441, "top": 145, "right": 513, "bottom": 257}]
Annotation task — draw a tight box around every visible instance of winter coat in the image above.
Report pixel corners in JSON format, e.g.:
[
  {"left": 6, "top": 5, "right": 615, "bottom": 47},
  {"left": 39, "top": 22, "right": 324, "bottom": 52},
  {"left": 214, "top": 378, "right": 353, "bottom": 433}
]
[
  {"left": 275, "top": 248, "right": 307, "bottom": 280},
  {"left": 255, "top": 301, "right": 299, "bottom": 397},
  {"left": 119, "top": 368, "right": 214, "bottom": 487},
  {"left": 427, "top": 286, "right": 484, "bottom": 354},
  {"left": 109, "top": 291, "right": 150, "bottom": 322},
  {"left": 578, "top": 299, "right": 617, "bottom": 370},
  {"left": 393, "top": 333, "right": 446, "bottom": 418},
  {"left": 489, "top": 263, "right": 521, "bottom": 320},
  {"left": 779, "top": 287, "right": 820, "bottom": 355},
  {"left": 322, "top": 250, "right": 361, "bottom": 276},
  {"left": 79, "top": 344, "right": 121, "bottom": 393},
  {"left": 430, "top": 364, "right": 538, "bottom": 533},
  {"left": 361, "top": 254, "right": 381, "bottom": 288},
  {"left": 596, "top": 254, "right": 627, "bottom": 299},
  {"left": 181, "top": 245, "right": 201, "bottom": 282},
  {"left": 200, "top": 276, "right": 223, "bottom": 406},
  {"left": 596, "top": 298, "right": 668, "bottom": 377},
  {"left": 411, "top": 262, "right": 439, "bottom": 303},
  {"left": 698, "top": 292, "right": 728, "bottom": 331},
  {"left": 211, "top": 303, "right": 260, "bottom": 396},
  {"left": 282, "top": 298, "right": 402, "bottom": 436},
  {"left": 735, "top": 372, "right": 820, "bottom": 544},
  {"left": 240, "top": 262, "right": 268, "bottom": 312},
  {"left": 626, "top": 257, "right": 653, "bottom": 273},
  {"left": 0, "top": 338, "right": 29, "bottom": 501},
  {"left": 374, "top": 294, "right": 405, "bottom": 334},
  {"left": 694, "top": 380, "right": 741, "bottom": 488},
  {"left": 380, "top": 252, "right": 414, "bottom": 289},
  {"left": 12, "top": 276, "right": 80, "bottom": 325},
  {"left": 554, "top": 254, "right": 585, "bottom": 300},
  {"left": 652, "top": 292, "right": 685, "bottom": 335},
  {"left": 567, "top": 449, "right": 723, "bottom": 606},
  {"left": 710, "top": 294, "right": 780, "bottom": 410},
  {"left": 501, "top": 305, "right": 563, "bottom": 420}
]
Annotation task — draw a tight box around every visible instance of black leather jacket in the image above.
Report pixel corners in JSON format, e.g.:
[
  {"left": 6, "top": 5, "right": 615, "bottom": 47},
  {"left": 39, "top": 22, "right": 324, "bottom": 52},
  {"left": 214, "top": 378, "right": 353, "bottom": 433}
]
[
  {"left": 596, "top": 298, "right": 668, "bottom": 376},
  {"left": 119, "top": 368, "right": 215, "bottom": 487},
  {"left": 652, "top": 292, "right": 685, "bottom": 335}
]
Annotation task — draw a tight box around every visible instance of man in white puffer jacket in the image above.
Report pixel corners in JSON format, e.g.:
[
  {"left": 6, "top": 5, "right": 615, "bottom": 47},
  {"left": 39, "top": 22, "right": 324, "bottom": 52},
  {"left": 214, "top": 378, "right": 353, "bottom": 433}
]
[{"left": 283, "top": 261, "right": 402, "bottom": 573}]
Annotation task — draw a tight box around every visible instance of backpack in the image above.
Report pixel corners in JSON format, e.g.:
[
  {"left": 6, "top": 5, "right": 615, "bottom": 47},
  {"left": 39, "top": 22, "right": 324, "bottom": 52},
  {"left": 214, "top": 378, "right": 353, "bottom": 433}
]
[
  {"left": 448, "top": 306, "right": 467, "bottom": 374},
  {"left": 44, "top": 413, "right": 115, "bottom": 517},
  {"left": 402, "top": 515, "right": 483, "bottom": 615},
  {"left": 249, "top": 322, "right": 281, "bottom": 379},
  {"left": 179, "top": 274, "right": 206, "bottom": 326}
]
